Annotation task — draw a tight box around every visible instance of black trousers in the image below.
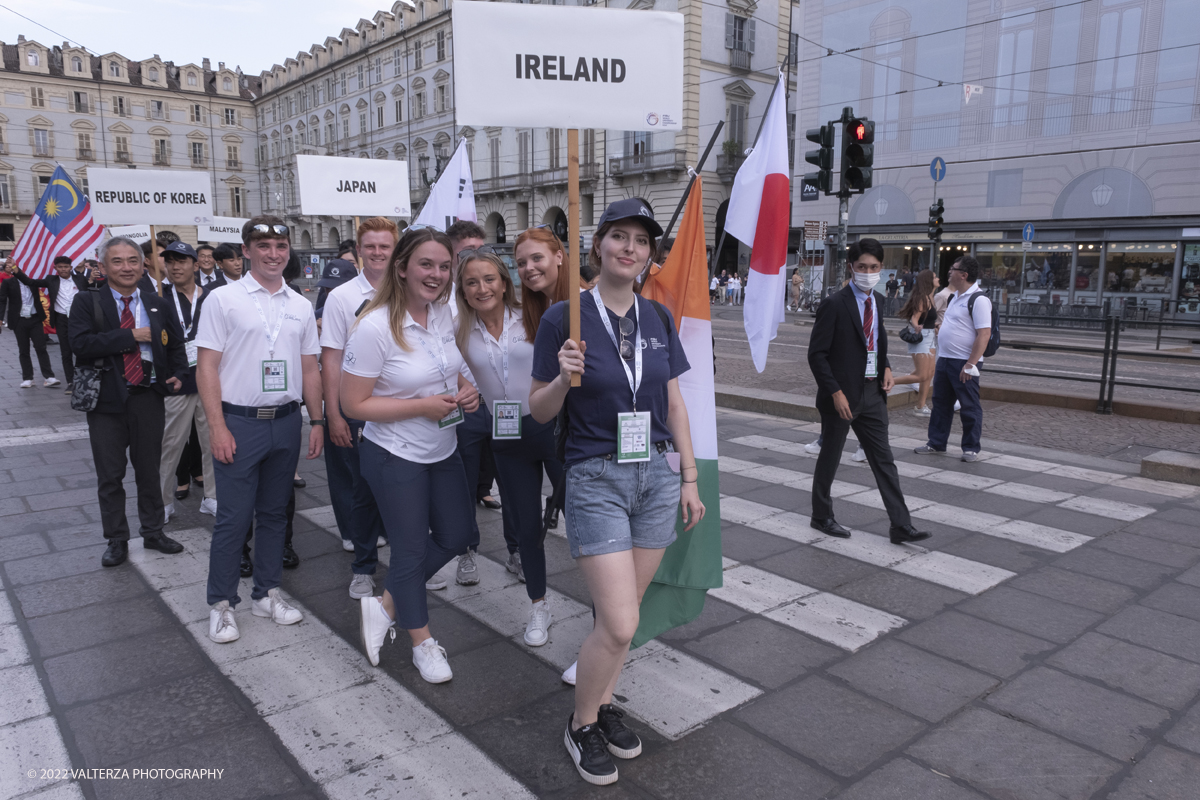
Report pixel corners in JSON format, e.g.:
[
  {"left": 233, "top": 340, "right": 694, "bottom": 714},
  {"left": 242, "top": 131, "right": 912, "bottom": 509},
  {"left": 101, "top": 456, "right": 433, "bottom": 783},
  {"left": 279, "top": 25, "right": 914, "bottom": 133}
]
[
  {"left": 53, "top": 311, "right": 74, "bottom": 385},
  {"left": 812, "top": 381, "right": 911, "bottom": 527},
  {"left": 176, "top": 421, "right": 203, "bottom": 486},
  {"left": 11, "top": 316, "right": 54, "bottom": 381},
  {"left": 87, "top": 389, "right": 166, "bottom": 541}
]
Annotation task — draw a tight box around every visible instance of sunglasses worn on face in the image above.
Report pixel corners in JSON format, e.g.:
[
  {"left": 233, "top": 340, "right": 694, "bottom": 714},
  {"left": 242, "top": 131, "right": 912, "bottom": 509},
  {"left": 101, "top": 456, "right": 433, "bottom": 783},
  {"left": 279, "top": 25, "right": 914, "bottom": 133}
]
[
  {"left": 457, "top": 245, "right": 497, "bottom": 264},
  {"left": 949, "top": 267, "right": 967, "bottom": 273},
  {"left": 618, "top": 316, "right": 636, "bottom": 360},
  {"left": 248, "top": 224, "right": 290, "bottom": 237}
]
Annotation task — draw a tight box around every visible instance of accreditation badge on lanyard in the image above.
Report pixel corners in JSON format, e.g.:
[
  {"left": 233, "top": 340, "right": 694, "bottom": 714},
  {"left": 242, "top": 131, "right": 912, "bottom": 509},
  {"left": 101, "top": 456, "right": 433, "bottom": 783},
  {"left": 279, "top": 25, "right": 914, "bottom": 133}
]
[
  {"left": 591, "top": 286, "right": 651, "bottom": 463},
  {"left": 250, "top": 287, "right": 288, "bottom": 393},
  {"left": 480, "top": 316, "right": 522, "bottom": 440},
  {"left": 172, "top": 285, "right": 201, "bottom": 367},
  {"left": 418, "top": 311, "right": 464, "bottom": 429}
]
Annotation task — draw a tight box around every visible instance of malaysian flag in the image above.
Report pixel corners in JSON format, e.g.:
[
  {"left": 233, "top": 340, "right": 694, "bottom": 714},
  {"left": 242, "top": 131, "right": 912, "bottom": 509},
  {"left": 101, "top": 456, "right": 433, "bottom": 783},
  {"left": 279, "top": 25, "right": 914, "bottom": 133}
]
[{"left": 10, "top": 166, "right": 105, "bottom": 280}]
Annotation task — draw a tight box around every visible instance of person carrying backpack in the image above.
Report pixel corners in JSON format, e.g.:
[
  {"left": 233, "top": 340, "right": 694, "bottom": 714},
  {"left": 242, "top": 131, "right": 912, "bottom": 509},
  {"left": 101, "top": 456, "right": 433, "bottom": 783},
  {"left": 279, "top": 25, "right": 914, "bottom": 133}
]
[{"left": 914, "top": 255, "right": 996, "bottom": 463}]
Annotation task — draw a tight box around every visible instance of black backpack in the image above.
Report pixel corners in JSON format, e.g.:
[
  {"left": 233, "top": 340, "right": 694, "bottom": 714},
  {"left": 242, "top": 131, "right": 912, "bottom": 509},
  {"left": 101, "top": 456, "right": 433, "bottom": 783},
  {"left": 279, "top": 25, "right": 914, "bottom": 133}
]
[{"left": 966, "top": 292, "right": 1001, "bottom": 357}]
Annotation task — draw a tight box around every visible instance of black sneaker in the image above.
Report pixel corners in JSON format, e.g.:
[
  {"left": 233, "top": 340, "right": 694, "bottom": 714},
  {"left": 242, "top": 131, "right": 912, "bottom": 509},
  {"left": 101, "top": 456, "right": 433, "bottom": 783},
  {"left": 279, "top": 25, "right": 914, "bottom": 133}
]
[
  {"left": 597, "top": 704, "right": 642, "bottom": 758},
  {"left": 564, "top": 714, "right": 618, "bottom": 786}
]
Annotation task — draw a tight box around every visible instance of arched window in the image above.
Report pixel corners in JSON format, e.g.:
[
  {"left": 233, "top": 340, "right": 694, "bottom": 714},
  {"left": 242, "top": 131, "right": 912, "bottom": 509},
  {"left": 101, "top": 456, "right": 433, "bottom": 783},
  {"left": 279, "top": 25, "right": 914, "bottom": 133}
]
[
  {"left": 72, "top": 57, "right": 83, "bottom": 72},
  {"left": 223, "top": 77, "right": 233, "bottom": 91},
  {"left": 187, "top": 72, "right": 198, "bottom": 86}
]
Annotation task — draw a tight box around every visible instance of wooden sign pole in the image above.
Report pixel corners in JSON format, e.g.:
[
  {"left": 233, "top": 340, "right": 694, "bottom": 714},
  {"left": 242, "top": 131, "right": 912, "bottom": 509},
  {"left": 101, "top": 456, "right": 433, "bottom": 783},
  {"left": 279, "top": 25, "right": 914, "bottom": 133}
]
[
  {"left": 352, "top": 216, "right": 365, "bottom": 273},
  {"left": 147, "top": 225, "right": 163, "bottom": 296},
  {"left": 567, "top": 128, "right": 581, "bottom": 387}
]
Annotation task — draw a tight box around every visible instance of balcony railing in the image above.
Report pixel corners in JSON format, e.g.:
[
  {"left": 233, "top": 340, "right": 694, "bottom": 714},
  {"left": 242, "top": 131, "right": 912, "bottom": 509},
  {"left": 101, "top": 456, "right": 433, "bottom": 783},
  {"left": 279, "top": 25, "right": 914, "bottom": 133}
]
[
  {"left": 77, "top": 148, "right": 94, "bottom": 161},
  {"left": 532, "top": 163, "right": 598, "bottom": 187},
  {"left": 226, "top": 158, "right": 241, "bottom": 170},
  {"left": 609, "top": 149, "right": 686, "bottom": 178},
  {"left": 715, "top": 153, "right": 745, "bottom": 184},
  {"left": 153, "top": 155, "right": 170, "bottom": 166},
  {"left": 474, "top": 172, "right": 533, "bottom": 195},
  {"left": 115, "top": 151, "right": 131, "bottom": 163},
  {"left": 729, "top": 48, "right": 751, "bottom": 71}
]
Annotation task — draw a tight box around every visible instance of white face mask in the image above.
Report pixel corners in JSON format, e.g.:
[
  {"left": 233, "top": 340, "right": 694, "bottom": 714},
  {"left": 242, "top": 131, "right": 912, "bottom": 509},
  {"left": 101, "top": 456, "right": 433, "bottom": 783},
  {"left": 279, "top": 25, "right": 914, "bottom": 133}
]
[{"left": 852, "top": 270, "right": 881, "bottom": 292}]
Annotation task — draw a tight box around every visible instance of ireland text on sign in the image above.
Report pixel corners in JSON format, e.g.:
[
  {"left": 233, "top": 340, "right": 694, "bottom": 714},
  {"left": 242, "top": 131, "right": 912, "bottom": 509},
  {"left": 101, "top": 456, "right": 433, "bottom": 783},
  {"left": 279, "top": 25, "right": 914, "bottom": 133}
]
[{"left": 515, "top": 56, "right": 626, "bottom": 83}]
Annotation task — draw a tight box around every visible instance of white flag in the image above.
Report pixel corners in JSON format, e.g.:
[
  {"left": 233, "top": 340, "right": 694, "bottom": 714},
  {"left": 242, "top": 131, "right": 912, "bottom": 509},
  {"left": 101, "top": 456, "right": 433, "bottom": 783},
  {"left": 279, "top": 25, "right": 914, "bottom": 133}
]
[{"left": 414, "top": 138, "right": 477, "bottom": 230}]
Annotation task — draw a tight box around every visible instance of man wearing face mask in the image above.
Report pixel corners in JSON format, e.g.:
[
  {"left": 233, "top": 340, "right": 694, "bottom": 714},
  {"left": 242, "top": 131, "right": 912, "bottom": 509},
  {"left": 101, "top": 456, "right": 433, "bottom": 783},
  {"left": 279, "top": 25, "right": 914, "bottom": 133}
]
[{"left": 807, "top": 238, "right": 930, "bottom": 545}]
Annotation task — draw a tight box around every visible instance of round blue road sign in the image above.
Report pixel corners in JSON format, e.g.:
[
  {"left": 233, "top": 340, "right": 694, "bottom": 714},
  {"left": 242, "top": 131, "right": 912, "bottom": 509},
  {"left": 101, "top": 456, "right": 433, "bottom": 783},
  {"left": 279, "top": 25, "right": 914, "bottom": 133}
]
[{"left": 930, "top": 157, "right": 947, "bottom": 182}]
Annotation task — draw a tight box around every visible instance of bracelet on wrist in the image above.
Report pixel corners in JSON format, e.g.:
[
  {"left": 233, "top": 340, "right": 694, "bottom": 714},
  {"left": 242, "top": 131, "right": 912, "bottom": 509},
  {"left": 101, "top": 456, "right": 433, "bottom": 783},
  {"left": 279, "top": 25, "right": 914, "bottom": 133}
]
[
  {"left": 681, "top": 478, "right": 697, "bottom": 484},
  {"left": 309, "top": 419, "right": 326, "bottom": 426}
]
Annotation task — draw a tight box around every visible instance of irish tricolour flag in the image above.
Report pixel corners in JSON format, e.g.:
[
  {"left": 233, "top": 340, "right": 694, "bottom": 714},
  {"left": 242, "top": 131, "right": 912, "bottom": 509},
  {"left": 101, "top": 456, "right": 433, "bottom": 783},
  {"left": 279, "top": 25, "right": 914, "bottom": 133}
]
[
  {"left": 726, "top": 75, "right": 790, "bottom": 372},
  {"left": 633, "top": 179, "right": 722, "bottom": 647}
]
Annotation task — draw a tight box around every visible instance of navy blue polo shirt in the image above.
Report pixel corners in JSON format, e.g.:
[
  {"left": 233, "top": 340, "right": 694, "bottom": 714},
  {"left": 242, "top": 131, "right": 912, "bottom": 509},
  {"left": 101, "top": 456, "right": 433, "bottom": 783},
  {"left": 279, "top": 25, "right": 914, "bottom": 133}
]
[{"left": 532, "top": 292, "right": 690, "bottom": 467}]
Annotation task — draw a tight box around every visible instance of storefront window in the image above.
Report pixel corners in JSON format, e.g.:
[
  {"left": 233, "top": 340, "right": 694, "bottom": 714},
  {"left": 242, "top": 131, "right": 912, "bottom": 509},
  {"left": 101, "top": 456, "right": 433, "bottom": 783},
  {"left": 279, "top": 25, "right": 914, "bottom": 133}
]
[
  {"left": 1179, "top": 243, "right": 1200, "bottom": 314},
  {"left": 1073, "top": 242, "right": 1102, "bottom": 304},
  {"left": 1105, "top": 242, "right": 1177, "bottom": 313},
  {"left": 975, "top": 243, "right": 1023, "bottom": 298}
]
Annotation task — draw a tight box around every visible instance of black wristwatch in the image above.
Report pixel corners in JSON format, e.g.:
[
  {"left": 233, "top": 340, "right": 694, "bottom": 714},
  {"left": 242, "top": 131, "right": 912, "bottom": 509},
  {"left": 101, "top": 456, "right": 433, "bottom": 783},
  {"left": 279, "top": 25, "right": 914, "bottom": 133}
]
[{"left": 309, "top": 419, "right": 326, "bottom": 426}]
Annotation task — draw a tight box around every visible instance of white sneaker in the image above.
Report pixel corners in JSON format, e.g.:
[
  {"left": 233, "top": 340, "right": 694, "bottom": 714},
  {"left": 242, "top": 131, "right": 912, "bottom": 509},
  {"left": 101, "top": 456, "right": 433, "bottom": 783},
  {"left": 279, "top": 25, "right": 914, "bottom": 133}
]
[
  {"left": 954, "top": 400, "right": 962, "bottom": 412},
  {"left": 913, "top": 406, "right": 932, "bottom": 417},
  {"left": 199, "top": 497, "right": 218, "bottom": 516},
  {"left": 377, "top": 536, "right": 388, "bottom": 548},
  {"left": 562, "top": 660, "right": 577, "bottom": 686},
  {"left": 19, "top": 380, "right": 33, "bottom": 389},
  {"left": 804, "top": 440, "right": 822, "bottom": 455},
  {"left": 208, "top": 601, "right": 239, "bottom": 643},
  {"left": 506, "top": 551, "right": 525, "bottom": 583},
  {"left": 524, "top": 600, "right": 552, "bottom": 647},
  {"left": 359, "top": 596, "right": 395, "bottom": 666},
  {"left": 852, "top": 448, "right": 868, "bottom": 463},
  {"left": 44, "top": 377, "right": 60, "bottom": 388},
  {"left": 412, "top": 638, "right": 453, "bottom": 683},
  {"left": 342, "top": 539, "right": 355, "bottom": 552},
  {"left": 456, "top": 549, "right": 479, "bottom": 586},
  {"left": 251, "top": 588, "right": 303, "bottom": 625},
  {"left": 425, "top": 574, "right": 447, "bottom": 591},
  {"left": 348, "top": 573, "right": 375, "bottom": 600},
  {"left": 163, "top": 503, "right": 175, "bottom": 524}
]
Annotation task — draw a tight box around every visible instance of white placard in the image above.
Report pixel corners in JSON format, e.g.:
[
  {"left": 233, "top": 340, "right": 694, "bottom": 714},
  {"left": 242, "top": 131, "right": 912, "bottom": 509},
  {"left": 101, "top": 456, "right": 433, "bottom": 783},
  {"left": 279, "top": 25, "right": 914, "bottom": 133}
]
[
  {"left": 199, "top": 217, "right": 248, "bottom": 244},
  {"left": 295, "top": 155, "right": 411, "bottom": 217},
  {"left": 87, "top": 168, "right": 214, "bottom": 225},
  {"left": 104, "top": 225, "right": 151, "bottom": 245},
  {"left": 453, "top": 3, "right": 683, "bottom": 131}
]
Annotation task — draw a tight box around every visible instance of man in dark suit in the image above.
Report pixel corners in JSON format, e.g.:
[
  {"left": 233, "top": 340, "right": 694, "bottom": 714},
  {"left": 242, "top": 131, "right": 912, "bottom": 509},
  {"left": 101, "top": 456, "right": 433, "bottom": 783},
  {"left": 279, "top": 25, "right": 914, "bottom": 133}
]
[
  {"left": 70, "top": 236, "right": 189, "bottom": 567},
  {"left": 1, "top": 258, "right": 59, "bottom": 388},
  {"left": 195, "top": 245, "right": 227, "bottom": 290},
  {"left": 807, "top": 238, "right": 930, "bottom": 545},
  {"left": 9, "top": 255, "right": 89, "bottom": 392}
]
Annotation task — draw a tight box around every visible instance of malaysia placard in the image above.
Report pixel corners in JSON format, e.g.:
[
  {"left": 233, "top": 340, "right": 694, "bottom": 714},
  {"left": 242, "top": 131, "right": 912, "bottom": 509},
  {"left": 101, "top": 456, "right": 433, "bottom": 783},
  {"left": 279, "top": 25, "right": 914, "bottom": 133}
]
[
  {"left": 295, "top": 155, "right": 411, "bottom": 217},
  {"left": 199, "top": 217, "right": 249, "bottom": 244},
  {"left": 87, "top": 168, "right": 214, "bottom": 225},
  {"left": 453, "top": 3, "right": 683, "bottom": 131}
]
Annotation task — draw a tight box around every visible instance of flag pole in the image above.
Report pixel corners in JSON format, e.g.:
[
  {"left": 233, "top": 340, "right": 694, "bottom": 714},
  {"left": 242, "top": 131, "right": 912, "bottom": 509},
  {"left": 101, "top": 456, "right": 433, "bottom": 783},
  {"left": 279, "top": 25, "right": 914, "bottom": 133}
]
[
  {"left": 658, "top": 120, "right": 724, "bottom": 260},
  {"left": 147, "top": 225, "right": 163, "bottom": 297},
  {"left": 567, "top": 128, "right": 581, "bottom": 387},
  {"left": 353, "top": 216, "right": 365, "bottom": 273}
]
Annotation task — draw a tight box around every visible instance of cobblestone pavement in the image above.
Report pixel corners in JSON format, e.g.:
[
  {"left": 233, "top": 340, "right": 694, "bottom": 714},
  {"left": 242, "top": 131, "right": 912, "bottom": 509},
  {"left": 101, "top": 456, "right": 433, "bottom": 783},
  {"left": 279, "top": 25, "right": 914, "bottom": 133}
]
[
  {"left": 710, "top": 305, "right": 1200, "bottom": 459},
  {"left": 3, "top": 333, "right": 1200, "bottom": 800}
]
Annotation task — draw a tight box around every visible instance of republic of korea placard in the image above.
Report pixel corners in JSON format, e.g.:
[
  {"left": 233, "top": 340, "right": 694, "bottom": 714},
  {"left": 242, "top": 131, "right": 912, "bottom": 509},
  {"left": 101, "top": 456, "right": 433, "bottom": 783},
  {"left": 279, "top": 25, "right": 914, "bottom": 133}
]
[
  {"left": 199, "top": 217, "right": 249, "bottom": 244},
  {"left": 453, "top": 2, "right": 683, "bottom": 132},
  {"left": 87, "top": 168, "right": 214, "bottom": 225},
  {"left": 295, "top": 155, "right": 411, "bottom": 218}
]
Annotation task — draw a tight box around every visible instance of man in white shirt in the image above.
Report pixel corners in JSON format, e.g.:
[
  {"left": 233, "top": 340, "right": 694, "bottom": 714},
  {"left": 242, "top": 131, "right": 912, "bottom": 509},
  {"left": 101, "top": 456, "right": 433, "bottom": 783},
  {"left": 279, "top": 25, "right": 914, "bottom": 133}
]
[
  {"left": 321, "top": 217, "right": 394, "bottom": 598},
  {"left": 6, "top": 255, "right": 81, "bottom": 390},
  {"left": 195, "top": 215, "right": 324, "bottom": 644},
  {"left": 916, "top": 255, "right": 992, "bottom": 462}
]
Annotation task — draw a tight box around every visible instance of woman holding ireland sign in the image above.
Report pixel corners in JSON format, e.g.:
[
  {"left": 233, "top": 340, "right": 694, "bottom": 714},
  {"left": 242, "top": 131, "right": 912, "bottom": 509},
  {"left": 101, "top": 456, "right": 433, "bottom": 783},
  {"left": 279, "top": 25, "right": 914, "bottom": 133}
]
[
  {"left": 340, "top": 227, "right": 480, "bottom": 684},
  {"left": 530, "top": 199, "right": 706, "bottom": 786}
]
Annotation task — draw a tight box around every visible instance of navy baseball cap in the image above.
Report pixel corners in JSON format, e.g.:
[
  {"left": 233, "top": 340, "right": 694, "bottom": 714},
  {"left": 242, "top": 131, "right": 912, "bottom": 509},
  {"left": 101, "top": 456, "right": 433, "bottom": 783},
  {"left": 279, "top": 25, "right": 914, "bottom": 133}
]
[
  {"left": 317, "top": 258, "right": 358, "bottom": 289},
  {"left": 597, "top": 198, "right": 663, "bottom": 237},
  {"left": 162, "top": 241, "right": 198, "bottom": 260}
]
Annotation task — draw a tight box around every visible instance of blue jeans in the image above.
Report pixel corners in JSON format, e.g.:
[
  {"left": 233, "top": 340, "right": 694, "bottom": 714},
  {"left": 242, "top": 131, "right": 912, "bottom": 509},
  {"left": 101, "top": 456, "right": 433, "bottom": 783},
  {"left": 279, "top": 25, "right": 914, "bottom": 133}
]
[
  {"left": 457, "top": 405, "right": 518, "bottom": 553},
  {"left": 324, "top": 415, "right": 386, "bottom": 575},
  {"left": 207, "top": 413, "right": 300, "bottom": 607},
  {"left": 927, "top": 357, "right": 983, "bottom": 454},
  {"left": 360, "top": 438, "right": 474, "bottom": 630},
  {"left": 491, "top": 416, "right": 563, "bottom": 601}
]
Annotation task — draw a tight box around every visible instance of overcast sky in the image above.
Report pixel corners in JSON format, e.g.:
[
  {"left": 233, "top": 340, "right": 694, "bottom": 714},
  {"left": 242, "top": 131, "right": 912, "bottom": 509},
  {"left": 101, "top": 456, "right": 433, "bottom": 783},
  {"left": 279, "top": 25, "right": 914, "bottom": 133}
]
[{"left": 3, "top": 0, "right": 396, "bottom": 77}]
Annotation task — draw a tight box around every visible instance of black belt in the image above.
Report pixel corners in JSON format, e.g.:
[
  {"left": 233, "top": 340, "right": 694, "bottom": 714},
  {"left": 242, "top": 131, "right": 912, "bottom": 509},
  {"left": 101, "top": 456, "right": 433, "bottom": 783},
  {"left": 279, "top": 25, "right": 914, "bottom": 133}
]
[
  {"left": 221, "top": 400, "right": 300, "bottom": 420},
  {"left": 599, "top": 440, "right": 673, "bottom": 460}
]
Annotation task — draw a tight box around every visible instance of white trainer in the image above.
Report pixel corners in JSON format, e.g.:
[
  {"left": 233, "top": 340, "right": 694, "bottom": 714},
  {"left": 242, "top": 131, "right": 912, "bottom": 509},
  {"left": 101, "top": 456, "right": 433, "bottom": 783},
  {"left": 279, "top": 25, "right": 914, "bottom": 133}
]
[
  {"left": 251, "top": 588, "right": 303, "bottom": 625},
  {"left": 852, "top": 448, "right": 868, "bottom": 463},
  {"left": 44, "top": 377, "right": 60, "bottom": 388},
  {"left": 425, "top": 574, "right": 447, "bottom": 591},
  {"left": 208, "top": 601, "right": 239, "bottom": 643},
  {"left": 163, "top": 503, "right": 175, "bottom": 524},
  {"left": 954, "top": 400, "right": 962, "bottom": 412},
  {"left": 456, "top": 549, "right": 479, "bottom": 586},
  {"left": 199, "top": 497, "right": 218, "bottom": 516},
  {"left": 562, "top": 661, "right": 577, "bottom": 685},
  {"left": 803, "top": 440, "right": 822, "bottom": 455},
  {"left": 348, "top": 573, "right": 375, "bottom": 600},
  {"left": 19, "top": 380, "right": 33, "bottom": 389},
  {"left": 342, "top": 539, "right": 354, "bottom": 552},
  {"left": 377, "top": 536, "right": 388, "bottom": 548},
  {"left": 360, "top": 596, "right": 395, "bottom": 666},
  {"left": 412, "top": 638, "right": 453, "bottom": 683},
  {"left": 524, "top": 600, "right": 552, "bottom": 647}
]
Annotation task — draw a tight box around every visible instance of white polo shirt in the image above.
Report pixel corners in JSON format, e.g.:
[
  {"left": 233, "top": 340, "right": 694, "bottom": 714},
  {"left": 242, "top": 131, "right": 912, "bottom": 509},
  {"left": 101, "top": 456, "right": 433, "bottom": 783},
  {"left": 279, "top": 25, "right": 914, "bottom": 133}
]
[
  {"left": 938, "top": 283, "right": 992, "bottom": 361},
  {"left": 460, "top": 308, "right": 534, "bottom": 417},
  {"left": 342, "top": 301, "right": 471, "bottom": 464},
  {"left": 194, "top": 273, "right": 319, "bottom": 407},
  {"left": 55, "top": 276, "right": 80, "bottom": 315},
  {"left": 320, "top": 271, "right": 376, "bottom": 351}
]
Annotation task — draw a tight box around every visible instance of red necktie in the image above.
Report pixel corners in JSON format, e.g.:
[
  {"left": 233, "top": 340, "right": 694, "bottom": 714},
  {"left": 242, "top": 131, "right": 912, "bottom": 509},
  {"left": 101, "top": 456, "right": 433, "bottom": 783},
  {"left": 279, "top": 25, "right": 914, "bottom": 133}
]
[
  {"left": 863, "top": 295, "right": 875, "bottom": 351},
  {"left": 120, "top": 297, "right": 145, "bottom": 385}
]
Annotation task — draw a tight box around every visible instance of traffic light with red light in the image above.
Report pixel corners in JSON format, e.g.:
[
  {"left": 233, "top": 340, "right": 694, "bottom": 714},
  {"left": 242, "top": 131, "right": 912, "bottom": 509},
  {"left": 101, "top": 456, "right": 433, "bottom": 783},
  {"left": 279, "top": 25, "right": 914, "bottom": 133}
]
[{"left": 840, "top": 117, "right": 875, "bottom": 193}]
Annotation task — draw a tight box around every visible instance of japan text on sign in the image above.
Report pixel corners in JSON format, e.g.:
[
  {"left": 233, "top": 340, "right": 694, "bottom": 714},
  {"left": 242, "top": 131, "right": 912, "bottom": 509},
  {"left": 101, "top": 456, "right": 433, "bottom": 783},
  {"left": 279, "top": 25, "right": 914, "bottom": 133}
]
[
  {"left": 199, "top": 217, "right": 249, "bottom": 244},
  {"left": 87, "top": 168, "right": 214, "bottom": 225},
  {"left": 453, "top": 2, "right": 683, "bottom": 131},
  {"left": 295, "top": 155, "right": 412, "bottom": 217}
]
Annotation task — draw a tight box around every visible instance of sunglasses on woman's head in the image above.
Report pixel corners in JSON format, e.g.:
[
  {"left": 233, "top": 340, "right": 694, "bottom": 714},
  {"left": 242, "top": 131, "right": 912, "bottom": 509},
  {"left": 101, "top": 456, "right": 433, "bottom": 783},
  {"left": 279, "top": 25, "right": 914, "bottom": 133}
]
[
  {"left": 618, "top": 317, "right": 636, "bottom": 360},
  {"left": 457, "top": 245, "right": 497, "bottom": 263}
]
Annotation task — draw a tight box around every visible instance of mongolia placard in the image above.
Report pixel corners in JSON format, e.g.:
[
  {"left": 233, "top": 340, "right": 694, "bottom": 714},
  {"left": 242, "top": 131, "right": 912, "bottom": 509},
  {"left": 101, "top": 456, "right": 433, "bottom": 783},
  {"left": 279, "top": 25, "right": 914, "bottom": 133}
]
[
  {"left": 295, "top": 155, "right": 411, "bottom": 217},
  {"left": 453, "top": 2, "right": 683, "bottom": 131},
  {"left": 104, "top": 225, "right": 152, "bottom": 246},
  {"left": 87, "top": 168, "right": 214, "bottom": 225},
  {"left": 199, "top": 217, "right": 248, "bottom": 244}
]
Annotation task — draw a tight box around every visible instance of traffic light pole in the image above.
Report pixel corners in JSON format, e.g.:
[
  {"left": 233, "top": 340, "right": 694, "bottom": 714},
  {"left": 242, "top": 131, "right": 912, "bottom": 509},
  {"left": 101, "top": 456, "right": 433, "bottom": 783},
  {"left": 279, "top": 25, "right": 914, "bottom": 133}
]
[{"left": 835, "top": 193, "right": 849, "bottom": 290}]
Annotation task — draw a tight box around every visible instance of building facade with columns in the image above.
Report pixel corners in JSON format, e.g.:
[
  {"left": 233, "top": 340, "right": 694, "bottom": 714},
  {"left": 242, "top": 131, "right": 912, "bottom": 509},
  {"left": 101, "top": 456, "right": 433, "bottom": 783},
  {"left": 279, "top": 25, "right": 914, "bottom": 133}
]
[{"left": 0, "top": 35, "right": 260, "bottom": 247}]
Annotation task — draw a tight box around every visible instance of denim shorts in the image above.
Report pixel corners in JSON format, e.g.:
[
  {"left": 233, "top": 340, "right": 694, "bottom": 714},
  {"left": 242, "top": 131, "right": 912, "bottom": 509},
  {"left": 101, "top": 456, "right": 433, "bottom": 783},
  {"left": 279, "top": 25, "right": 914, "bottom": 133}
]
[
  {"left": 907, "top": 328, "right": 935, "bottom": 355},
  {"left": 563, "top": 449, "right": 680, "bottom": 558}
]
